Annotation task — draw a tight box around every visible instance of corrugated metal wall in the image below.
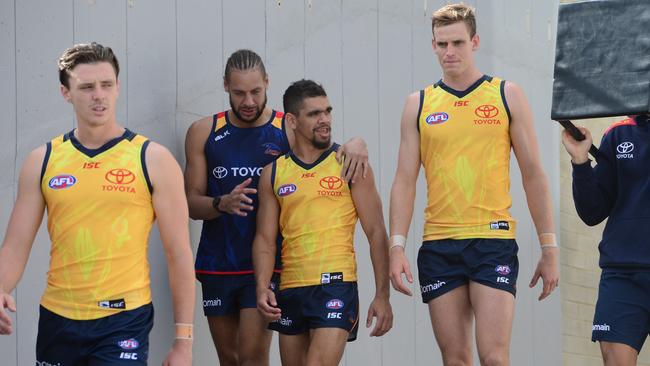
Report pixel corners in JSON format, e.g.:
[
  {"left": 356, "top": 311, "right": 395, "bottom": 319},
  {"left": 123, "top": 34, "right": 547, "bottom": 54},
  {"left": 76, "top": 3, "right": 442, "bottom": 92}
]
[{"left": 0, "top": 0, "right": 561, "bottom": 364}]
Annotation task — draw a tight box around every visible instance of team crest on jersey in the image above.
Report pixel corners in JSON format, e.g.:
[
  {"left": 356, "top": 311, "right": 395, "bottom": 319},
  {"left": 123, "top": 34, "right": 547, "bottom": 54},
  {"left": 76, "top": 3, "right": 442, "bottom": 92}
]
[
  {"left": 426, "top": 112, "right": 449, "bottom": 125},
  {"left": 278, "top": 184, "right": 297, "bottom": 197},
  {"left": 262, "top": 142, "right": 282, "bottom": 156},
  {"left": 118, "top": 338, "right": 140, "bottom": 350},
  {"left": 48, "top": 175, "right": 77, "bottom": 189}
]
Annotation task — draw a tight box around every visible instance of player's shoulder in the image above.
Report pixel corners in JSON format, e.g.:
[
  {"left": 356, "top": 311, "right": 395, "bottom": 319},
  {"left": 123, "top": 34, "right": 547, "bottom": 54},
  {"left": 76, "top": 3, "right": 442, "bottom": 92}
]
[{"left": 604, "top": 117, "right": 637, "bottom": 136}]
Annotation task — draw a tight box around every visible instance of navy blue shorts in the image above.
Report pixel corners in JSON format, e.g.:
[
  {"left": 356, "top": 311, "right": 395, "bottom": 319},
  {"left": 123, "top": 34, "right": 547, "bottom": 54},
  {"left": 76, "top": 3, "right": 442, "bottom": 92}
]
[
  {"left": 36, "top": 303, "right": 153, "bottom": 365},
  {"left": 417, "top": 238, "right": 519, "bottom": 303},
  {"left": 269, "top": 282, "right": 359, "bottom": 342},
  {"left": 198, "top": 273, "right": 279, "bottom": 317},
  {"left": 592, "top": 270, "right": 650, "bottom": 352}
]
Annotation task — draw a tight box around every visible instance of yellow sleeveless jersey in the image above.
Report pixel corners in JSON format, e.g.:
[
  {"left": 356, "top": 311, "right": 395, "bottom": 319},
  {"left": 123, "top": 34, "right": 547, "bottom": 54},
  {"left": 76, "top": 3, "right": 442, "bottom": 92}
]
[
  {"left": 40, "top": 129, "right": 155, "bottom": 320},
  {"left": 418, "top": 75, "right": 516, "bottom": 240},
  {"left": 272, "top": 144, "right": 358, "bottom": 290}
]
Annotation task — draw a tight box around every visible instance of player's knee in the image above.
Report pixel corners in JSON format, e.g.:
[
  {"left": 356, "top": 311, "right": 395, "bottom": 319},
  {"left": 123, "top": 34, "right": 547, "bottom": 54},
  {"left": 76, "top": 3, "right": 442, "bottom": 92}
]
[
  {"left": 440, "top": 350, "right": 472, "bottom": 366},
  {"left": 216, "top": 351, "right": 239, "bottom": 366},
  {"left": 479, "top": 351, "right": 508, "bottom": 366}
]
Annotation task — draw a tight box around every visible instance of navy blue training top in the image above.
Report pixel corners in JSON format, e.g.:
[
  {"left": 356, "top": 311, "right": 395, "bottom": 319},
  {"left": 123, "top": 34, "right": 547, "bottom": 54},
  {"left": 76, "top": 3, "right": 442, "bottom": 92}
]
[
  {"left": 195, "top": 110, "right": 289, "bottom": 275},
  {"left": 572, "top": 115, "right": 650, "bottom": 270}
]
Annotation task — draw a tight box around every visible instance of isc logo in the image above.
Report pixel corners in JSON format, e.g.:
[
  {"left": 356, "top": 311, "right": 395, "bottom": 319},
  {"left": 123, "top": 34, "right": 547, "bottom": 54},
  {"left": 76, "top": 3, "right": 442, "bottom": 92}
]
[
  {"left": 48, "top": 175, "right": 77, "bottom": 189},
  {"left": 496, "top": 277, "right": 509, "bottom": 284},
  {"left": 327, "top": 312, "right": 342, "bottom": 319},
  {"left": 119, "top": 352, "right": 138, "bottom": 360},
  {"left": 277, "top": 184, "right": 297, "bottom": 197}
]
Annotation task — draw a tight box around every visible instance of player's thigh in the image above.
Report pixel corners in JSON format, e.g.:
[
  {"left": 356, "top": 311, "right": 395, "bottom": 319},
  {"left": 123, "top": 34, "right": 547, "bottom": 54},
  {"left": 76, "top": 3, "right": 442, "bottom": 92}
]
[
  {"left": 207, "top": 314, "right": 240, "bottom": 365},
  {"left": 279, "top": 333, "right": 310, "bottom": 366},
  {"left": 469, "top": 281, "right": 514, "bottom": 358},
  {"left": 306, "top": 327, "right": 349, "bottom": 366},
  {"left": 427, "top": 285, "right": 473, "bottom": 356},
  {"left": 600, "top": 341, "right": 638, "bottom": 366}
]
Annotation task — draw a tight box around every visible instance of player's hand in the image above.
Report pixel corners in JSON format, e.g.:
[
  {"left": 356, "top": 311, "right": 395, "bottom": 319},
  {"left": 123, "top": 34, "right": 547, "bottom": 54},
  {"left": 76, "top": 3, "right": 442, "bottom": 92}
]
[
  {"left": 218, "top": 178, "right": 257, "bottom": 216},
  {"left": 389, "top": 246, "right": 413, "bottom": 296},
  {"left": 0, "top": 291, "right": 16, "bottom": 335},
  {"left": 162, "top": 339, "right": 192, "bottom": 366},
  {"left": 336, "top": 137, "right": 368, "bottom": 183},
  {"left": 256, "top": 286, "right": 281, "bottom": 321},
  {"left": 561, "top": 126, "right": 592, "bottom": 165},
  {"left": 366, "top": 296, "right": 393, "bottom": 337},
  {"left": 529, "top": 247, "right": 559, "bottom": 301}
]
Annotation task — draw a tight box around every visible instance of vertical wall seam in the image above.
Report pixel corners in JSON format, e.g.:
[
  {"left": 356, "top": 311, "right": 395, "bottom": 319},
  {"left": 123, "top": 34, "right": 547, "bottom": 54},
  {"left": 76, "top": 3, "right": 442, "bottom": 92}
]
[
  {"left": 12, "top": 0, "right": 18, "bottom": 363},
  {"left": 125, "top": 0, "right": 129, "bottom": 127}
]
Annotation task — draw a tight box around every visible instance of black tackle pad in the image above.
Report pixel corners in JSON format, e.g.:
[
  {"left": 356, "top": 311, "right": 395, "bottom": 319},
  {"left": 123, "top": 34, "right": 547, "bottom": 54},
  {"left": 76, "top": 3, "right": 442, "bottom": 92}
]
[{"left": 551, "top": 0, "right": 650, "bottom": 120}]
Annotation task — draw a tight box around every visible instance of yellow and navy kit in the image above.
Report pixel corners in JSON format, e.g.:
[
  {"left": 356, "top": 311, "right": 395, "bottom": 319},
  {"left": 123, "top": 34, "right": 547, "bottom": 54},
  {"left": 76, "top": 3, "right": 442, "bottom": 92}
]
[
  {"left": 418, "top": 75, "right": 516, "bottom": 240},
  {"left": 272, "top": 144, "right": 358, "bottom": 290},
  {"left": 40, "top": 129, "right": 154, "bottom": 320}
]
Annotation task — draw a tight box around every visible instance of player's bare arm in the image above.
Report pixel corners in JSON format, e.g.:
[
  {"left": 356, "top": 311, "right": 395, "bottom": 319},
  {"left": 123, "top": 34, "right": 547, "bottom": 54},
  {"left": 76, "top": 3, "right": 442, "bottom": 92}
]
[
  {"left": 335, "top": 137, "right": 369, "bottom": 183},
  {"left": 506, "top": 81, "right": 559, "bottom": 301},
  {"left": 252, "top": 164, "right": 281, "bottom": 321},
  {"left": 0, "top": 146, "right": 47, "bottom": 335},
  {"left": 388, "top": 92, "right": 421, "bottom": 296},
  {"left": 351, "top": 164, "right": 393, "bottom": 337},
  {"left": 184, "top": 117, "right": 257, "bottom": 220},
  {"left": 147, "top": 142, "right": 195, "bottom": 365}
]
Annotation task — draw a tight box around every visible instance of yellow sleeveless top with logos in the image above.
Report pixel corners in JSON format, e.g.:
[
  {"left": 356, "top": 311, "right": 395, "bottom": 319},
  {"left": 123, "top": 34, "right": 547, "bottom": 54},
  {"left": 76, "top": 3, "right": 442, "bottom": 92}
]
[
  {"left": 418, "top": 75, "right": 516, "bottom": 240},
  {"left": 272, "top": 144, "right": 358, "bottom": 290},
  {"left": 40, "top": 129, "right": 155, "bottom": 320}
]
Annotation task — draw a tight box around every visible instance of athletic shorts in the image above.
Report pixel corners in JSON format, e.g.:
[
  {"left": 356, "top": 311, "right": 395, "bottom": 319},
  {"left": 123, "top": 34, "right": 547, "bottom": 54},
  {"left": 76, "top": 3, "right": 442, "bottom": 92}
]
[
  {"left": 592, "top": 270, "right": 650, "bottom": 352},
  {"left": 36, "top": 303, "right": 153, "bottom": 365},
  {"left": 268, "top": 282, "right": 359, "bottom": 342},
  {"left": 197, "top": 272, "right": 279, "bottom": 317},
  {"left": 417, "top": 238, "right": 519, "bottom": 303}
]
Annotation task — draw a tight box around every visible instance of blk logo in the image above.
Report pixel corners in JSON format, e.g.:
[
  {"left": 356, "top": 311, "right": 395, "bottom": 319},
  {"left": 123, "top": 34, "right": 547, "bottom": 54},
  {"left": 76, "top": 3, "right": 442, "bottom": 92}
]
[{"left": 474, "top": 104, "right": 499, "bottom": 118}]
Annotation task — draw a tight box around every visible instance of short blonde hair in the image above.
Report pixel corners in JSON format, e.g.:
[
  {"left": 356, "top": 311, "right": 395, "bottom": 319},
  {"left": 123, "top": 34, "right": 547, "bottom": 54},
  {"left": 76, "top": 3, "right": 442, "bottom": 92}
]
[{"left": 431, "top": 3, "right": 476, "bottom": 39}]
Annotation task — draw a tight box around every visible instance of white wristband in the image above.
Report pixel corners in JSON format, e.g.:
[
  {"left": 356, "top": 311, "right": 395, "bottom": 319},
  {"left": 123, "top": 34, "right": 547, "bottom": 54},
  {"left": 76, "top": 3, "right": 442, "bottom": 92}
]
[
  {"left": 390, "top": 235, "right": 407, "bottom": 249},
  {"left": 540, "top": 243, "right": 558, "bottom": 249}
]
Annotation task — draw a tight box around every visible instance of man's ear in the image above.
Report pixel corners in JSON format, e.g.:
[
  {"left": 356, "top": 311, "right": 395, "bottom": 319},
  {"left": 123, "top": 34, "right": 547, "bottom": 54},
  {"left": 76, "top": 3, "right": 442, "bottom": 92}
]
[{"left": 60, "top": 85, "right": 72, "bottom": 103}]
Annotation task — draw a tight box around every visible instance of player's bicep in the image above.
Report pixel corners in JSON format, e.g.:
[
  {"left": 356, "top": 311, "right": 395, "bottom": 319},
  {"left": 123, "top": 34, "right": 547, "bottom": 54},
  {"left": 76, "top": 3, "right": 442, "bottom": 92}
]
[
  {"left": 506, "top": 82, "right": 543, "bottom": 175},
  {"left": 255, "top": 164, "right": 280, "bottom": 244},
  {"left": 183, "top": 118, "right": 211, "bottom": 196},
  {"left": 395, "top": 93, "right": 422, "bottom": 184},
  {"left": 351, "top": 166, "right": 386, "bottom": 235}
]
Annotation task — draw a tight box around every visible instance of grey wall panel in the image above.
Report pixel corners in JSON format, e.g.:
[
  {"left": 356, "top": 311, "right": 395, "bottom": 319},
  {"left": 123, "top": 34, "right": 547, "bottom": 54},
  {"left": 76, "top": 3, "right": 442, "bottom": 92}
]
[
  {"left": 125, "top": 0, "right": 176, "bottom": 154},
  {"left": 0, "top": 186, "right": 17, "bottom": 364},
  {"left": 377, "top": 1, "right": 417, "bottom": 365},
  {"left": 266, "top": 1, "right": 304, "bottom": 110},
  {"left": 340, "top": 1, "right": 381, "bottom": 365},
  {"left": 305, "top": 1, "right": 343, "bottom": 143},
  {"left": 73, "top": 0, "right": 128, "bottom": 125},
  {"left": 0, "top": 0, "right": 17, "bottom": 190},
  {"left": 14, "top": 1, "right": 73, "bottom": 364}
]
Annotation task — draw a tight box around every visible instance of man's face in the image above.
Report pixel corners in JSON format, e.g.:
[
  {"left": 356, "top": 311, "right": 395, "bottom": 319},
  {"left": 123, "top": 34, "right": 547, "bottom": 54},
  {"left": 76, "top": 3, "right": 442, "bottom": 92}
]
[
  {"left": 290, "top": 96, "right": 332, "bottom": 149},
  {"left": 60, "top": 62, "right": 119, "bottom": 127},
  {"left": 225, "top": 69, "right": 268, "bottom": 124},
  {"left": 432, "top": 21, "right": 479, "bottom": 78}
]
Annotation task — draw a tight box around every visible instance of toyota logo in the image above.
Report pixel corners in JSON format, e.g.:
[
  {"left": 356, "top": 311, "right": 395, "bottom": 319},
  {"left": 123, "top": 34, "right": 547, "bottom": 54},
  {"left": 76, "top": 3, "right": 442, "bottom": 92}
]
[
  {"left": 319, "top": 176, "right": 343, "bottom": 190},
  {"left": 105, "top": 169, "right": 135, "bottom": 185},
  {"left": 616, "top": 141, "right": 634, "bottom": 154},
  {"left": 474, "top": 104, "right": 499, "bottom": 118},
  {"left": 213, "top": 166, "right": 228, "bottom": 179}
]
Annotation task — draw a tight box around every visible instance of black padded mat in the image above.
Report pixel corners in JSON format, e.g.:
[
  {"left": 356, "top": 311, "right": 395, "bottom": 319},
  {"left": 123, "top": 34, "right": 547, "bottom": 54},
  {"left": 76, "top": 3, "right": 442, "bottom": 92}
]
[{"left": 551, "top": 0, "right": 650, "bottom": 120}]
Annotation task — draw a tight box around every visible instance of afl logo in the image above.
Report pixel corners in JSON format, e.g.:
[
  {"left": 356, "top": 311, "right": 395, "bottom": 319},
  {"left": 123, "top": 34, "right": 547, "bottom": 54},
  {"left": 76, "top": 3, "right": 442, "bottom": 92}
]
[
  {"left": 326, "top": 299, "right": 344, "bottom": 310},
  {"left": 105, "top": 169, "right": 135, "bottom": 185},
  {"left": 495, "top": 265, "right": 511, "bottom": 276},
  {"left": 118, "top": 338, "right": 139, "bottom": 350},
  {"left": 277, "top": 184, "right": 297, "bottom": 197},
  {"left": 474, "top": 104, "right": 499, "bottom": 118},
  {"left": 426, "top": 112, "right": 449, "bottom": 125},
  {"left": 213, "top": 166, "right": 228, "bottom": 179},
  {"left": 616, "top": 141, "right": 634, "bottom": 154},
  {"left": 319, "top": 176, "right": 343, "bottom": 190},
  {"left": 48, "top": 175, "right": 77, "bottom": 189}
]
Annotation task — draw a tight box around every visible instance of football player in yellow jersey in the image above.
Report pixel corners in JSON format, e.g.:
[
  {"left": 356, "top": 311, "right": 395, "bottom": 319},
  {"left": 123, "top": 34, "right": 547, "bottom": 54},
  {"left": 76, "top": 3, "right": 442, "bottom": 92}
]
[
  {"left": 253, "top": 80, "right": 392, "bottom": 366},
  {"left": 389, "top": 4, "right": 559, "bottom": 366},
  {"left": 0, "top": 43, "right": 195, "bottom": 365}
]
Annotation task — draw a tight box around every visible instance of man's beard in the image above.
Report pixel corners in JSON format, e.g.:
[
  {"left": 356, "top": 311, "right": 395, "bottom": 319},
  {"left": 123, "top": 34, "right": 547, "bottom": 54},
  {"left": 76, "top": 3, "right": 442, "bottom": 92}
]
[
  {"left": 230, "top": 94, "right": 267, "bottom": 124},
  {"left": 311, "top": 129, "right": 331, "bottom": 149}
]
